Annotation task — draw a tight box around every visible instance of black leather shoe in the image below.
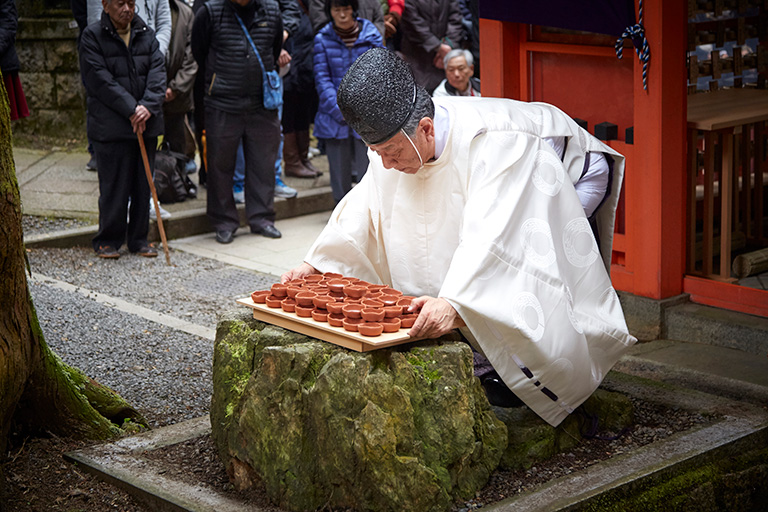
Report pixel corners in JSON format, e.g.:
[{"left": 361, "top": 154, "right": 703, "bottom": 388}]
[
  {"left": 252, "top": 224, "right": 281, "bottom": 239},
  {"left": 481, "top": 375, "right": 525, "bottom": 408},
  {"left": 215, "top": 229, "right": 235, "bottom": 244}
]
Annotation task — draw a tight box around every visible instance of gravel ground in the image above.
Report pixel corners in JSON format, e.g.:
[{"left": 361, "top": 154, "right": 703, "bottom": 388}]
[
  {"left": 28, "top": 247, "right": 276, "bottom": 336},
  {"left": 26, "top": 246, "right": 279, "bottom": 427},
  {"left": 22, "top": 215, "right": 93, "bottom": 235},
  {"left": 31, "top": 281, "right": 212, "bottom": 427}
]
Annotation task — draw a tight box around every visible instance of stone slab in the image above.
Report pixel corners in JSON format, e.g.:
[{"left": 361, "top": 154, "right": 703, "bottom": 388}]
[
  {"left": 170, "top": 211, "right": 330, "bottom": 277},
  {"left": 21, "top": 154, "right": 99, "bottom": 186},
  {"left": 487, "top": 419, "right": 767, "bottom": 512},
  {"left": 615, "top": 340, "right": 768, "bottom": 408},
  {"left": 20, "top": 190, "right": 99, "bottom": 217},
  {"left": 617, "top": 291, "right": 689, "bottom": 341},
  {"left": 13, "top": 147, "right": 52, "bottom": 185},
  {"left": 627, "top": 339, "right": 768, "bottom": 388},
  {"left": 665, "top": 302, "right": 768, "bottom": 356}
]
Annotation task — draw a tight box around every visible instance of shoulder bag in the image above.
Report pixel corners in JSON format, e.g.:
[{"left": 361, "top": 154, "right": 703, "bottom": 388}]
[{"left": 234, "top": 11, "right": 282, "bottom": 110}]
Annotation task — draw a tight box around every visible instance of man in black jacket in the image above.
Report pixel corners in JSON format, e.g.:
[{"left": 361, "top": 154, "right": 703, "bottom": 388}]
[
  {"left": 192, "top": 0, "right": 284, "bottom": 244},
  {"left": 79, "top": 0, "right": 166, "bottom": 259}
]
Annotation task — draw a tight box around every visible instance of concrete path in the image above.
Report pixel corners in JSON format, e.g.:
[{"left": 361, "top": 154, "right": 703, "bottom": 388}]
[
  {"left": 16, "top": 145, "right": 335, "bottom": 271},
  {"left": 171, "top": 210, "right": 331, "bottom": 277},
  {"left": 14, "top": 146, "right": 331, "bottom": 222},
  {"left": 16, "top": 147, "right": 101, "bottom": 219}
]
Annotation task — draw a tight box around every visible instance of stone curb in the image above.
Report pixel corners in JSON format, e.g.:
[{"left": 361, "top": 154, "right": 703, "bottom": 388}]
[
  {"left": 65, "top": 416, "right": 268, "bottom": 512},
  {"left": 487, "top": 422, "right": 768, "bottom": 512},
  {"left": 483, "top": 371, "right": 768, "bottom": 512},
  {"left": 23, "top": 186, "right": 334, "bottom": 249}
]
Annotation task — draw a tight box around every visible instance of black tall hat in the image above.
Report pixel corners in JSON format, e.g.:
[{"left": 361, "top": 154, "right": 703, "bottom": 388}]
[{"left": 337, "top": 48, "right": 417, "bottom": 145}]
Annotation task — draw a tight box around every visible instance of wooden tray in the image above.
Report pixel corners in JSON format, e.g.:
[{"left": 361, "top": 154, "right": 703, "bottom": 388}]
[{"left": 237, "top": 297, "right": 416, "bottom": 352}]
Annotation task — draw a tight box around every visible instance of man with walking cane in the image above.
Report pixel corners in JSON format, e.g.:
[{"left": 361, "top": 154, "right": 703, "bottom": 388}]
[{"left": 79, "top": 0, "right": 166, "bottom": 259}]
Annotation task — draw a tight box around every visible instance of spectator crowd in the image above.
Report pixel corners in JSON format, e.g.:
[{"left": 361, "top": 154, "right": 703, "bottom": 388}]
[{"left": 68, "top": 0, "right": 481, "bottom": 257}]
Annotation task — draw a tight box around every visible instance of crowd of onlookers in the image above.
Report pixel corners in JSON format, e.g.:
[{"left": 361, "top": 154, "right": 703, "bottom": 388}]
[{"left": 11, "top": 0, "right": 482, "bottom": 258}]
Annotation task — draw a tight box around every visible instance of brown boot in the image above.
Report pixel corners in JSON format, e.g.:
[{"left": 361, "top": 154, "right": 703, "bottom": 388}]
[
  {"left": 296, "top": 130, "right": 322, "bottom": 177},
  {"left": 283, "top": 132, "right": 316, "bottom": 179}
]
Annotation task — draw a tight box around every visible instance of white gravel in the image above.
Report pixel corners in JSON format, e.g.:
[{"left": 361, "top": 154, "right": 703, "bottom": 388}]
[{"left": 27, "top": 246, "right": 279, "bottom": 427}]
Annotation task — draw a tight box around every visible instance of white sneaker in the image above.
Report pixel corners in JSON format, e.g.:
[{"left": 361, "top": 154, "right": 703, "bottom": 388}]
[
  {"left": 275, "top": 181, "right": 297, "bottom": 199},
  {"left": 233, "top": 189, "right": 245, "bottom": 204},
  {"left": 149, "top": 200, "right": 171, "bottom": 221},
  {"left": 307, "top": 147, "right": 321, "bottom": 159}
]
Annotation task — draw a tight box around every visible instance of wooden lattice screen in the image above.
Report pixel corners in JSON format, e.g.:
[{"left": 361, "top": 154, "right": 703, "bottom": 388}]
[{"left": 687, "top": 0, "right": 768, "bottom": 93}]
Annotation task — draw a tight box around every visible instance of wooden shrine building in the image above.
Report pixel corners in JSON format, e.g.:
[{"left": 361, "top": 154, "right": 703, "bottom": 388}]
[{"left": 478, "top": 0, "right": 768, "bottom": 319}]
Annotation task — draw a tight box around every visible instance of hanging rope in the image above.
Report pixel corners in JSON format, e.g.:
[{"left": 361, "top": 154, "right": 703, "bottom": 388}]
[{"left": 615, "top": 0, "right": 651, "bottom": 90}]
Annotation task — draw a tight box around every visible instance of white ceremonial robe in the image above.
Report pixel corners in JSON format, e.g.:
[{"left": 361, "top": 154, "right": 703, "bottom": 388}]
[{"left": 304, "top": 97, "right": 637, "bottom": 426}]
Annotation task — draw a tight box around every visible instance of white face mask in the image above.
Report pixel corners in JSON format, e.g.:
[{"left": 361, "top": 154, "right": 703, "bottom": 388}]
[{"left": 401, "top": 128, "right": 424, "bottom": 169}]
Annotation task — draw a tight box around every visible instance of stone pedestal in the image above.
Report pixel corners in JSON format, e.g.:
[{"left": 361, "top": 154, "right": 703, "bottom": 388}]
[{"left": 211, "top": 310, "right": 508, "bottom": 512}]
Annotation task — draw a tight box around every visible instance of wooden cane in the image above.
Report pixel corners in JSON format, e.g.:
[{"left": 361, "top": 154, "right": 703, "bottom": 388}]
[
  {"left": 201, "top": 129, "right": 207, "bottom": 173},
  {"left": 137, "top": 134, "right": 172, "bottom": 265}
]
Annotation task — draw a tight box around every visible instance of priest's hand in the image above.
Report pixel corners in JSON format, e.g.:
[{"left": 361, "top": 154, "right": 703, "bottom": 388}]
[
  {"left": 280, "top": 262, "right": 320, "bottom": 284},
  {"left": 407, "top": 297, "right": 465, "bottom": 339}
]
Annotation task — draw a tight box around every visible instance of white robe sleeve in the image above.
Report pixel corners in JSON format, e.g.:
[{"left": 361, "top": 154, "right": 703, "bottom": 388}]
[{"left": 438, "top": 130, "right": 636, "bottom": 426}]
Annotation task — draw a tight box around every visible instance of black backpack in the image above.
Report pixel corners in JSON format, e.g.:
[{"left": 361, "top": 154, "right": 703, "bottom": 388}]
[{"left": 153, "top": 147, "right": 197, "bottom": 204}]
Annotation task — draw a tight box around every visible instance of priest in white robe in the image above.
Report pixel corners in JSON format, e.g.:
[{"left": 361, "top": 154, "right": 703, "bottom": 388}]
[{"left": 281, "top": 48, "right": 636, "bottom": 427}]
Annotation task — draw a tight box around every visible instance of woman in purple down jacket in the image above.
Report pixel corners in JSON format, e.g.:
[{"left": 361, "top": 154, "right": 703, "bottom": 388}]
[{"left": 313, "top": 0, "right": 382, "bottom": 203}]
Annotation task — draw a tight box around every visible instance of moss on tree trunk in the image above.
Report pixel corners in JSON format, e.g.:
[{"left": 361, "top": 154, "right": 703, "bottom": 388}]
[{"left": 0, "top": 71, "right": 145, "bottom": 500}]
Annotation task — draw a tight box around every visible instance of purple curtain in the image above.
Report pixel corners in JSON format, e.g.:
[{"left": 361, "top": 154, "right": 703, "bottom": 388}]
[{"left": 479, "top": 0, "right": 636, "bottom": 38}]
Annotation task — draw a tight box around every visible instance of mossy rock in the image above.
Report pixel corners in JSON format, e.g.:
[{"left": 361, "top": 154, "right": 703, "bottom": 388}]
[
  {"left": 495, "top": 388, "right": 635, "bottom": 471},
  {"left": 211, "top": 309, "right": 508, "bottom": 512}
]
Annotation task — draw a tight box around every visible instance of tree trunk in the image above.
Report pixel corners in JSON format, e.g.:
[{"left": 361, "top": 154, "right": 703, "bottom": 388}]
[{"left": 0, "top": 75, "right": 145, "bottom": 489}]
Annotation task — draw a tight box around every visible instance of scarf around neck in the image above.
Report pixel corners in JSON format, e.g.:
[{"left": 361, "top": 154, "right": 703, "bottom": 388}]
[{"left": 333, "top": 20, "right": 360, "bottom": 48}]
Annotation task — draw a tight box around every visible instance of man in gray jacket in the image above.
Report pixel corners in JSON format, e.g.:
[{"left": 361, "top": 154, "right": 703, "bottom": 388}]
[{"left": 163, "top": 0, "right": 197, "bottom": 159}]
